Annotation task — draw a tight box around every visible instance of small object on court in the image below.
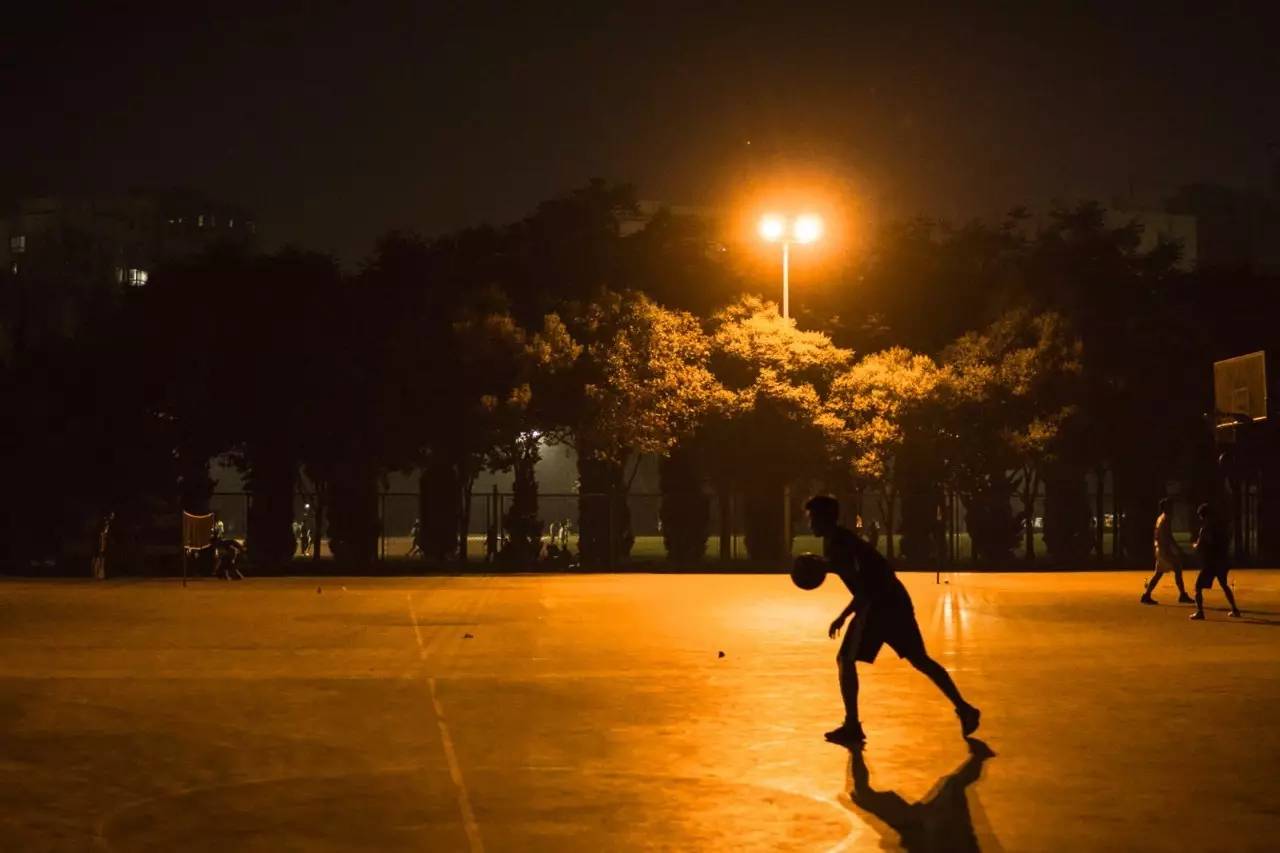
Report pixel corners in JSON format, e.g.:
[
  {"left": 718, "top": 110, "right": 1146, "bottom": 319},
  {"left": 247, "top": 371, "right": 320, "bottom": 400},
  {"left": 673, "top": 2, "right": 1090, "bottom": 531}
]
[
  {"left": 718, "top": 650, "right": 725, "bottom": 658},
  {"left": 316, "top": 587, "right": 322, "bottom": 594},
  {"left": 791, "top": 553, "right": 828, "bottom": 590},
  {"left": 464, "top": 632, "right": 474, "bottom": 638}
]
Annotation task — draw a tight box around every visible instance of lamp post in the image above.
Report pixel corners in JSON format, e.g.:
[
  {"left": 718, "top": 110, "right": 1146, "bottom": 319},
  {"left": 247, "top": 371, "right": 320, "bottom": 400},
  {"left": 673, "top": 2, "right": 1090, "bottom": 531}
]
[
  {"left": 758, "top": 213, "right": 822, "bottom": 320},
  {"left": 758, "top": 212, "right": 823, "bottom": 561}
]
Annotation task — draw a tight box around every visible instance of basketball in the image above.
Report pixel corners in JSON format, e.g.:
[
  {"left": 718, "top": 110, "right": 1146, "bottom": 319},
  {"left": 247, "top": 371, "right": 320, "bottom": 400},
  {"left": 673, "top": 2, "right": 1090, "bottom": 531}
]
[{"left": 791, "top": 553, "right": 828, "bottom": 590}]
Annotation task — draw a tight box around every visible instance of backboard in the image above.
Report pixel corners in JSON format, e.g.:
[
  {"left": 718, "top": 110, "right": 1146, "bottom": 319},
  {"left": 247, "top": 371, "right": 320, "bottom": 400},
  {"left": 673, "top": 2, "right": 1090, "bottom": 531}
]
[{"left": 1213, "top": 351, "right": 1267, "bottom": 443}]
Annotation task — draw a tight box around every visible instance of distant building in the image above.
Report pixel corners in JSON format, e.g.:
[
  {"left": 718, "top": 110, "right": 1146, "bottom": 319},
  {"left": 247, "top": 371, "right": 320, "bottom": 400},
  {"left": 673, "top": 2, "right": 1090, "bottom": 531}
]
[
  {"left": 1, "top": 189, "right": 258, "bottom": 357},
  {"left": 1, "top": 188, "right": 257, "bottom": 285}
]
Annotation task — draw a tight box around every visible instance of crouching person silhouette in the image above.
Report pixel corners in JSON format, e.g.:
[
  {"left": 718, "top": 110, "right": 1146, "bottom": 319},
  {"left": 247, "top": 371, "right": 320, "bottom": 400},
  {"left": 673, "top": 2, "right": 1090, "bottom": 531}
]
[{"left": 804, "top": 495, "right": 981, "bottom": 745}]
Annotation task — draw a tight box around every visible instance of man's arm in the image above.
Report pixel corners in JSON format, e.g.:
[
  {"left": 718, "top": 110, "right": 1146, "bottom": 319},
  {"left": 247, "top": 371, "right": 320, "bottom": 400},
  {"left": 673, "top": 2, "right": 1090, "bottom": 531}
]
[{"left": 829, "top": 597, "right": 859, "bottom": 638}]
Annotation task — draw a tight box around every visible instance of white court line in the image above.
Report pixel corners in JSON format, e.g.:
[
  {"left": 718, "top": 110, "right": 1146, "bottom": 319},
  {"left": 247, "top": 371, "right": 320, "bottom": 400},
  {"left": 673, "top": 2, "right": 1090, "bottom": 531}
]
[{"left": 407, "top": 594, "right": 485, "bottom": 853}]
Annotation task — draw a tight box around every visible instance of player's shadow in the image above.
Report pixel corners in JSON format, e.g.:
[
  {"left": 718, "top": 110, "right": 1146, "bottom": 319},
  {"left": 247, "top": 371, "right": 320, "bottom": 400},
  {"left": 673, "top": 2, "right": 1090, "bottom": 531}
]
[{"left": 839, "top": 737, "right": 999, "bottom": 852}]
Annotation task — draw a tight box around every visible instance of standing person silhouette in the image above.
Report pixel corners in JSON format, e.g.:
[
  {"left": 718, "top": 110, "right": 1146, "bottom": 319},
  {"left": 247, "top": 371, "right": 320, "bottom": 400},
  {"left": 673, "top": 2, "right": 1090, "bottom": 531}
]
[
  {"left": 1141, "top": 498, "right": 1193, "bottom": 605},
  {"left": 805, "top": 495, "right": 980, "bottom": 745},
  {"left": 1190, "top": 503, "right": 1242, "bottom": 620}
]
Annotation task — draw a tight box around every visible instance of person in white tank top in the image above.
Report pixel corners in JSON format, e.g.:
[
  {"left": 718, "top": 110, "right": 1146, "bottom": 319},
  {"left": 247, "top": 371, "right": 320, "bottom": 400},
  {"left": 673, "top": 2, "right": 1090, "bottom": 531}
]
[{"left": 1140, "top": 498, "right": 1193, "bottom": 605}]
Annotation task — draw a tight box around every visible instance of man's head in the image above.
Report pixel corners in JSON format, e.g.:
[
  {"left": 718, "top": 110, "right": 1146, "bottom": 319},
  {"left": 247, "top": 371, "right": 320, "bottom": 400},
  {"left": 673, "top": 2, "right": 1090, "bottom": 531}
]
[
  {"left": 1197, "top": 502, "right": 1212, "bottom": 520},
  {"left": 1158, "top": 498, "right": 1170, "bottom": 515},
  {"left": 805, "top": 494, "right": 840, "bottom": 537}
]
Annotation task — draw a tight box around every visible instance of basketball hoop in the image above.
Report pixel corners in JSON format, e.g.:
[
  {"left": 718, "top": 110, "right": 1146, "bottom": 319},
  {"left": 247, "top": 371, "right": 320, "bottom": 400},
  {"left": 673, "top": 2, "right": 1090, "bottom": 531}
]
[{"left": 1213, "top": 352, "right": 1268, "bottom": 445}]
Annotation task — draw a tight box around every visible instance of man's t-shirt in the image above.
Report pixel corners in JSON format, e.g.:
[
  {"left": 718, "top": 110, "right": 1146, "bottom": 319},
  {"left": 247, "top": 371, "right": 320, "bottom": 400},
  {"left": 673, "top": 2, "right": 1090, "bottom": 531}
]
[
  {"left": 824, "top": 525, "right": 912, "bottom": 611},
  {"left": 1196, "top": 521, "right": 1230, "bottom": 568}
]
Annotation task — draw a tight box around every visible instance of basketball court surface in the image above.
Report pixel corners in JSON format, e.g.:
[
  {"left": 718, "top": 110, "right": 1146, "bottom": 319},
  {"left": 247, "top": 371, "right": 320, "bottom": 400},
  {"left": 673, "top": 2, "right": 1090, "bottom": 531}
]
[{"left": 3, "top": 571, "right": 1279, "bottom": 851}]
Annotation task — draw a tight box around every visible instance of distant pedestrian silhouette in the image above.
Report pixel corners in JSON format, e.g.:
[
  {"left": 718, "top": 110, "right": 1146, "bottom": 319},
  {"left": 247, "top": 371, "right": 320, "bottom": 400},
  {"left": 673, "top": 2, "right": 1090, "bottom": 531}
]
[
  {"left": 841, "top": 738, "right": 998, "bottom": 852},
  {"left": 406, "top": 518, "right": 422, "bottom": 558},
  {"left": 91, "top": 512, "right": 113, "bottom": 580},
  {"left": 1141, "top": 498, "right": 1192, "bottom": 605},
  {"left": 1190, "top": 503, "right": 1241, "bottom": 620},
  {"left": 802, "top": 495, "right": 980, "bottom": 745}
]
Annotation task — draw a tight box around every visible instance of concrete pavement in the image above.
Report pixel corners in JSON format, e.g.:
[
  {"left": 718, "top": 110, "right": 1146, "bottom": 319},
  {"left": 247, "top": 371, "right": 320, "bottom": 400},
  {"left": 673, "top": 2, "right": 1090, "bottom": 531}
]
[{"left": 1, "top": 571, "right": 1278, "bottom": 851}]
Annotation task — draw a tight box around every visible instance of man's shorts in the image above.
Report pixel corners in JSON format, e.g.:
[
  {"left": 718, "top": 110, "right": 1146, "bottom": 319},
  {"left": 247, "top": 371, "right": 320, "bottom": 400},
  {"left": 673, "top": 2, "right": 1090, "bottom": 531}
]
[
  {"left": 1196, "top": 564, "right": 1230, "bottom": 591},
  {"left": 838, "top": 604, "right": 926, "bottom": 664}
]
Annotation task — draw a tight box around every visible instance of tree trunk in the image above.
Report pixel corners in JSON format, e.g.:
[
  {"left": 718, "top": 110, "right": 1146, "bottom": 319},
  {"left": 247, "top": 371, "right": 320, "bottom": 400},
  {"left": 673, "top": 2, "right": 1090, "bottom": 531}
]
[
  {"left": 1044, "top": 463, "right": 1092, "bottom": 564},
  {"left": 420, "top": 456, "right": 462, "bottom": 561},
  {"left": 245, "top": 448, "right": 297, "bottom": 567},
  {"left": 500, "top": 435, "right": 543, "bottom": 565},
  {"left": 717, "top": 486, "right": 732, "bottom": 561},
  {"left": 327, "top": 459, "right": 380, "bottom": 566},
  {"left": 659, "top": 445, "right": 710, "bottom": 564},
  {"left": 578, "top": 455, "right": 629, "bottom": 567},
  {"left": 743, "top": 480, "right": 786, "bottom": 562}
]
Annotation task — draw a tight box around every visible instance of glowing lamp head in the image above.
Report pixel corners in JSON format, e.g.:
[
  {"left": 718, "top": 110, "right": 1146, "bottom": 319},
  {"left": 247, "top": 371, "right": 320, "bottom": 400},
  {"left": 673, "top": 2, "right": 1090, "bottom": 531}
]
[
  {"left": 758, "top": 214, "right": 786, "bottom": 242},
  {"left": 793, "top": 214, "right": 823, "bottom": 244}
]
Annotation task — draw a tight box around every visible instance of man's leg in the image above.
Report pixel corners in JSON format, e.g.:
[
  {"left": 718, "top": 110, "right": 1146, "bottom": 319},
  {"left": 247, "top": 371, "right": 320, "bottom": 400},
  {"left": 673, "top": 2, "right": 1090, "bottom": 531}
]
[
  {"left": 908, "top": 653, "right": 967, "bottom": 710},
  {"left": 1141, "top": 568, "right": 1163, "bottom": 602},
  {"left": 1191, "top": 585, "right": 1206, "bottom": 619},
  {"left": 1172, "top": 566, "right": 1193, "bottom": 601},
  {"left": 828, "top": 619, "right": 867, "bottom": 743},
  {"left": 1221, "top": 577, "right": 1242, "bottom": 616},
  {"left": 838, "top": 656, "right": 860, "bottom": 725},
  {"left": 909, "top": 653, "right": 981, "bottom": 735}
]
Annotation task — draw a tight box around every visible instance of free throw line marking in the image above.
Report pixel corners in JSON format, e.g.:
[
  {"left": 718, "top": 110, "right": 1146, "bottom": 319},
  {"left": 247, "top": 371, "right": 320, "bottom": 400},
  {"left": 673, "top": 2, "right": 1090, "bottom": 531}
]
[{"left": 408, "top": 594, "right": 485, "bottom": 853}]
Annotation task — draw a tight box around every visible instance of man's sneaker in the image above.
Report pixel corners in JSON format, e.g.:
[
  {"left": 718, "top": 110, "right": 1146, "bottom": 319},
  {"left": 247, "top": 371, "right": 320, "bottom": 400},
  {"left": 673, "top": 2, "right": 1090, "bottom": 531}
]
[
  {"left": 1177, "top": 593, "right": 1195, "bottom": 604},
  {"left": 1229, "top": 609, "right": 1243, "bottom": 618},
  {"left": 1139, "top": 594, "right": 1157, "bottom": 605},
  {"left": 957, "top": 705, "right": 981, "bottom": 737},
  {"left": 1189, "top": 611, "right": 1206, "bottom": 621},
  {"left": 824, "top": 723, "right": 866, "bottom": 745}
]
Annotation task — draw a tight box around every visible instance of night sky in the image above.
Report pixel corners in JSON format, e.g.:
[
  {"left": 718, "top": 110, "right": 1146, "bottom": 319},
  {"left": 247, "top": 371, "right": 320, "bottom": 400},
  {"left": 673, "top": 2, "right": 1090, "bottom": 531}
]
[{"left": 4, "top": 2, "right": 1276, "bottom": 263}]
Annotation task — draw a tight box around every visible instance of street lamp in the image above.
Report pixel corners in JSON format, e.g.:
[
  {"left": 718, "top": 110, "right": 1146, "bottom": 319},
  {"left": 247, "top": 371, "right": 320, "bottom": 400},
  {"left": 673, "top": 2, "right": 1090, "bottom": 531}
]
[
  {"left": 758, "top": 211, "right": 824, "bottom": 561},
  {"left": 758, "top": 213, "right": 823, "bottom": 319}
]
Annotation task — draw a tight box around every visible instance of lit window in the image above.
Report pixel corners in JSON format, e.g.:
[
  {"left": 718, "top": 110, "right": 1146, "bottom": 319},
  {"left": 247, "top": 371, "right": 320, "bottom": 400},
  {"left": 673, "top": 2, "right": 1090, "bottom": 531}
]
[
  {"left": 228, "top": 218, "right": 234, "bottom": 228},
  {"left": 9, "top": 234, "right": 25, "bottom": 254},
  {"left": 115, "top": 267, "right": 124, "bottom": 283},
  {"left": 9, "top": 261, "right": 16, "bottom": 275},
  {"left": 197, "top": 214, "right": 205, "bottom": 228},
  {"left": 127, "top": 268, "right": 148, "bottom": 287}
]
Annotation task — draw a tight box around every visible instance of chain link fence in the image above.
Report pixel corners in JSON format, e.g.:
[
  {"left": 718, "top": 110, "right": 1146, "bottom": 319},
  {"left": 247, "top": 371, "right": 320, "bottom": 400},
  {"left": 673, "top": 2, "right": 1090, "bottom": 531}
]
[{"left": 196, "top": 481, "right": 1241, "bottom": 569}]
